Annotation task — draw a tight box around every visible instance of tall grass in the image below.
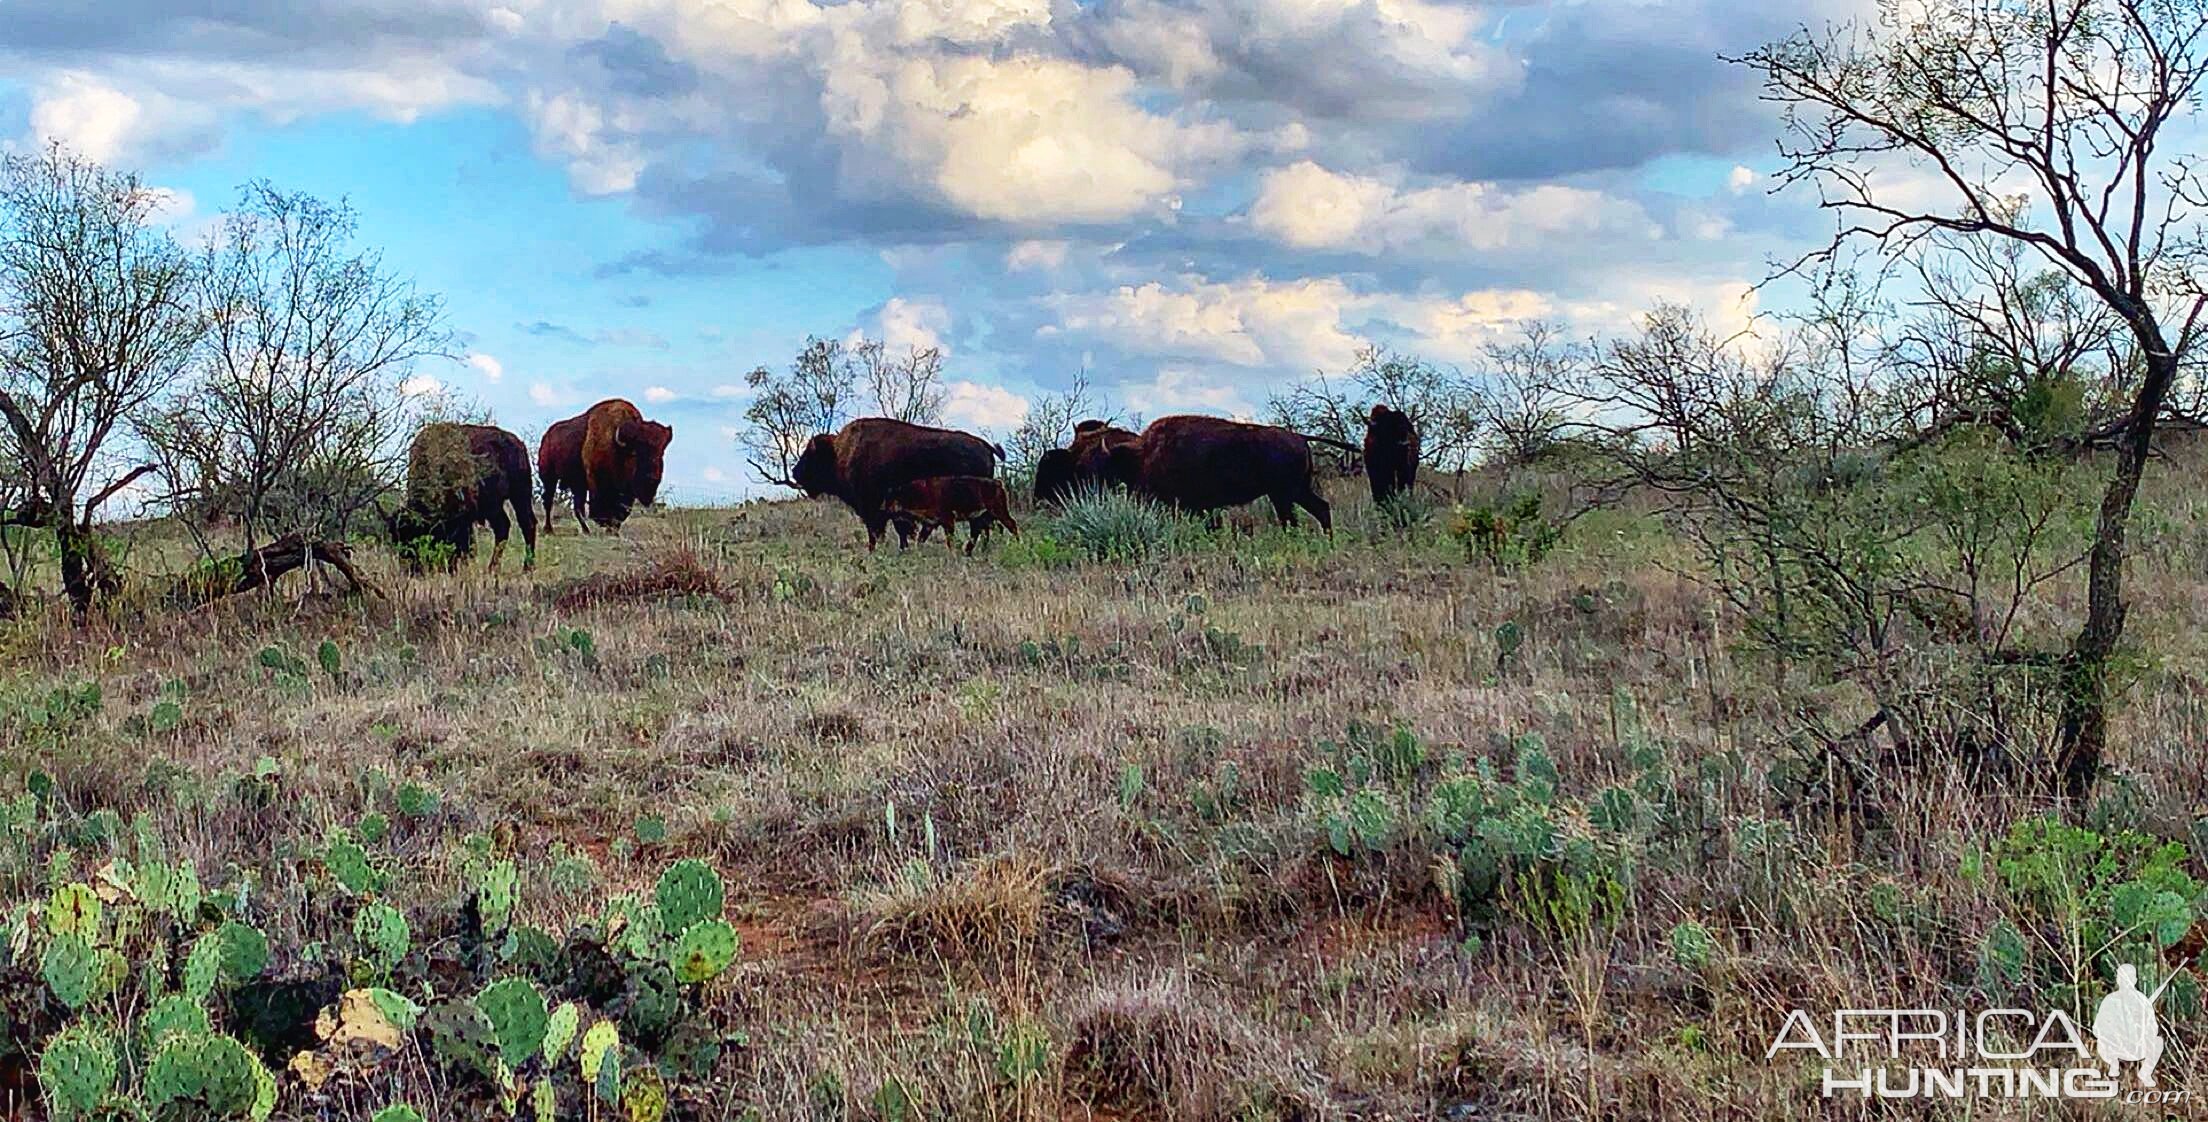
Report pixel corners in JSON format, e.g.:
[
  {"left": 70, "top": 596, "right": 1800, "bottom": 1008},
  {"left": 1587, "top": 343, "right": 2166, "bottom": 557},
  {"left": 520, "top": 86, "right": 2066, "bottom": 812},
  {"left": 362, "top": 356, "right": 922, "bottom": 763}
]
[{"left": 1043, "top": 487, "right": 1205, "bottom": 561}]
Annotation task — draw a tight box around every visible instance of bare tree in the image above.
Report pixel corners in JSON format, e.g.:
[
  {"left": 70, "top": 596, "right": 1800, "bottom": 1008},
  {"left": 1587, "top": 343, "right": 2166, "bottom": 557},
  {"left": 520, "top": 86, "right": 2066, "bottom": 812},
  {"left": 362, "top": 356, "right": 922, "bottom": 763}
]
[
  {"left": 142, "top": 182, "right": 447, "bottom": 568},
  {"left": 1478, "top": 323, "right": 1588, "bottom": 467},
  {"left": 0, "top": 147, "right": 202, "bottom": 614},
  {"left": 1740, "top": 0, "right": 2208, "bottom": 799},
  {"left": 1266, "top": 346, "right": 1482, "bottom": 476},
  {"left": 1004, "top": 371, "right": 1099, "bottom": 477},
  {"left": 741, "top": 332, "right": 952, "bottom": 487}
]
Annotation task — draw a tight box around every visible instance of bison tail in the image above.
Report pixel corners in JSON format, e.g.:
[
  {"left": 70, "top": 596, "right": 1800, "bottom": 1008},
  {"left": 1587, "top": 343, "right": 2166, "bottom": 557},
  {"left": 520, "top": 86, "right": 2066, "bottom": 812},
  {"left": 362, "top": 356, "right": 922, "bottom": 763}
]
[{"left": 1299, "top": 433, "right": 1364, "bottom": 455}]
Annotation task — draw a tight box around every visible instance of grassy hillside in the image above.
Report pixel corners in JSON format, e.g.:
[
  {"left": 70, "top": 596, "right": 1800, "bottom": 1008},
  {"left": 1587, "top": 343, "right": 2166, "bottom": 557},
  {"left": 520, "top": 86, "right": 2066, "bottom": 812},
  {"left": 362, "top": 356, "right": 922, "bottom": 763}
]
[{"left": 4, "top": 469, "right": 2208, "bottom": 1119}]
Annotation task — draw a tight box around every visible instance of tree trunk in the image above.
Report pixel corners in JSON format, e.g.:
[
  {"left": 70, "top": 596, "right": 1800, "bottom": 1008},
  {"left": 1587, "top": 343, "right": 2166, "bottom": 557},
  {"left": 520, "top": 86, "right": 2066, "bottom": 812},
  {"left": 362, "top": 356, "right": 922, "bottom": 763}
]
[
  {"left": 54, "top": 518, "right": 101, "bottom": 617},
  {"left": 2053, "top": 345, "right": 2180, "bottom": 802}
]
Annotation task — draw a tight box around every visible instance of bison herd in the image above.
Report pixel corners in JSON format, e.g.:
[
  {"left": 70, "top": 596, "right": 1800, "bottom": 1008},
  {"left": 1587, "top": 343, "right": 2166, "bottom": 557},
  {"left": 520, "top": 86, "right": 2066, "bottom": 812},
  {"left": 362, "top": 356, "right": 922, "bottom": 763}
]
[{"left": 384, "top": 396, "right": 1422, "bottom": 568}]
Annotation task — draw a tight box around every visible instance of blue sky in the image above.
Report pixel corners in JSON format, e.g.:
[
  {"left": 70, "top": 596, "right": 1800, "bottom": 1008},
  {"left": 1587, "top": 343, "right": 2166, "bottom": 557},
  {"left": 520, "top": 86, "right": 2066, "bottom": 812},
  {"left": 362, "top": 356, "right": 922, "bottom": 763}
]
[{"left": 0, "top": 0, "right": 1873, "bottom": 501}]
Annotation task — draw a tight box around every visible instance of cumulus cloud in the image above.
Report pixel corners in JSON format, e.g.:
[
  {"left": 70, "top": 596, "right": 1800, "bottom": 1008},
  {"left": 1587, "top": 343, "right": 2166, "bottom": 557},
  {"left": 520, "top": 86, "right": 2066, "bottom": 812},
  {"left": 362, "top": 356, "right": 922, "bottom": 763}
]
[
  {"left": 1122, "top": 367, "right": 1255, "bottom": 418},
  {"left": 466, "top": 352, "right": 505, "bottom": 382},
  {"left": 645, "top": 385, "right": 678, "bottom": 403},
  {"left": 1050, "top": 275, "right": 1368, "bottom": 370},
  {"left": 27, "top": 72, "right": 147, "bottom": 164},
  {"left": 873, "top": 296, "right": 951, "bottom": 354},
  {"left": 399, "top": 374, "right": 445, "bottom": 398},
  {"left": 529, "top": 382, "right": 576, "bottom": 408},
  {"left": 1005, "top": 240, "right": 1069, "bottom": 271},
  {"left": 943, "top": 379, "right": 1029, "bottom": 430},
  {"left": 1249, "top": 161, "right": 1660, "bottom": 256}
]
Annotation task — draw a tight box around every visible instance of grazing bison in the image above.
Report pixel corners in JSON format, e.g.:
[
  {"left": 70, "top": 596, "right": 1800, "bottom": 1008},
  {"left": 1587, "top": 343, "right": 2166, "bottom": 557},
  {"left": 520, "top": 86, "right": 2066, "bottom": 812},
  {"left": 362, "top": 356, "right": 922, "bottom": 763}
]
[
  {"left": 577, "top": 399, "right": 673, "bottom": 531},
  {"left": 1363, "top": 405, "right": 1421, "bottom": 503},
  {"left": 792, "top": 418, "right": 1005, "bottom": 549},
  {"left": 1034, "top": 419, "right": 1141, "bottom": 507},
  {"left": 536, "top": 414, "right": 590, "bottom": 532},
  {"left": 385, "top": 422, "right": 537, "bottom": 571},
  {"left": 882, "top": 476, "right": 1020, "bottom": 555},
  {"left": 1104, "top": 415, "right": 1348, "bottom": 531}
]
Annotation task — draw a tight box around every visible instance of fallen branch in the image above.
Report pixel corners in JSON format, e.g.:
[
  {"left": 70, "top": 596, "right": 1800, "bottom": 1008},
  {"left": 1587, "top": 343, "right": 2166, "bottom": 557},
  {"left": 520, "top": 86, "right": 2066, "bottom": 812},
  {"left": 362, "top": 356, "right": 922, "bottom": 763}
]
[{"left": 171, "top": 533, "right": 384, "bottom": 606}]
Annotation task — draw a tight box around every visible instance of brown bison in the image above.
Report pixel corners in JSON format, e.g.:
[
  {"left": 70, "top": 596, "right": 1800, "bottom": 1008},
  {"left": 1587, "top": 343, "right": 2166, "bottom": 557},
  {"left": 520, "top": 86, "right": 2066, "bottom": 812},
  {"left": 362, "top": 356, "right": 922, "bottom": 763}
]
[
  {"left": 385, "top": 422, "right": 537, "bottom": 571},
  {"left": 881, "top": 476, "right": 1020, "bottom": 555},
  {"left": 574, "top": 399, "right": 673, "bottom": 531},
  {"left": 791, "top": 417, "right": 1005, "bottom": 549},
  {"left": 1363, "top": 404, "right": 1421, "bottom": 503},
  {"left": 536, "top": 415, "right": 590, "bottom": 532},
  {"left": 1033, "top": 418, "right": 1141, "bottom": 507},
  {"left": 1103, "top": 415, "right": 1350, "bottom": 530}
]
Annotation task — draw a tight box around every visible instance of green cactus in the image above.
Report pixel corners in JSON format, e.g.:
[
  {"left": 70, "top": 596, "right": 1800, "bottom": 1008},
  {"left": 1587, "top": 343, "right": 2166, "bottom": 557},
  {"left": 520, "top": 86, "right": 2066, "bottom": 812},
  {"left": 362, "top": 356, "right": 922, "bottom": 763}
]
[
  {"left": 479, "top": 860, "right": 518, "bottom": 934},
  {"left": 41, "top": 933, "right": 102, "bottom": 1009},
  {"left": 623, "top": 1066, "right": 669, "bottom": 1122},
  {"left": 622, "top": 962, "right": 682, "bottom": 1042},
  {"left": 578, "top": 1019, "right": 620, "bottom": 1087},
  {"left": 173, "top": 859, "right": 204, "bottom": 920},
  {"left": 355, "top": 902, "right": 410, "bottom": 970},
  {"left": 38, "top": 1023, "right": 117, "bottom": 1119},
  {"left": 357, "top": 812, "right": 391, "bottom": 845},
  {"left": 216, "top": 920, "right": 269, "bottom": 985},
  {"left": 655, "top": 858, "right": 724, "bottom": 932},
  {"left": 532, "top": 1078, "right": 558, "bottom": 1122},
  {"left": 143, "top": 1032, "right": 268, "bottom": 1118},
  {"left": 47, "top": 882, "right": 101, "bottom": 939},
  {"left": 423, "top": 998, "right": 502, "bottom": 1082},
  {"left": 372, "top": 1106, "right": 426, "bottom": 1122},
  {"left": 1669, "top": 920, "right": 1716, "bottom": 970},
  {"left": 670, "top": 918, "right": 739, "bottom": 984},
  {"left": 143, "top": 994, "right": 213, "bottom": 1047},
  {"left": 542, "top": 1001, "right": 582, "bottom": 1064},
  {"left": 478, "top": 977, "right": 550, "bottom": 1068},
  {"left": 326, "top": 832, "right": 385, "bottom": 895},
  {"left": 396, "top": 783, "right": 440, "bottom": 819},
  {"left": 183, "top": 932, "right": 224, "bottom": 1001},
  {"left": 363, "top": 986, "right": 425, "bottom": 1032},
  {"left": 317, "top": 639, "right": 343, "bottom": 680}
]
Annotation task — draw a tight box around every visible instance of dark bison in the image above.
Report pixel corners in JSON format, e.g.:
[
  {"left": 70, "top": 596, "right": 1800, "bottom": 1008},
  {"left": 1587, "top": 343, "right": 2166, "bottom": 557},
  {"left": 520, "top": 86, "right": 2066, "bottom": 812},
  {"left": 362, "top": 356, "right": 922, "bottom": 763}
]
[
  {"left": 1034, "top": 419, "right": 1141, "bottom": 507},
  {"left": 1363, "top": 405, "right": 1421, "bottom": 503},
  {"left": 882, "top": 476, "right": 1020, "bottom": 555},
  {"left": 536, "top": 415, "right": 590, "bottom": 532},
  {"left": 792, "top": 418, "right": 1005, "bottom": 549},
  {"left": 577, "top": 399, "right": 673, "bottom": 531},
  {"left": 1104, "top": 415, "right": 1351, "bottom": 531},
  {"left": 385, "top": 422, "right": 537, "bottom": 571}
]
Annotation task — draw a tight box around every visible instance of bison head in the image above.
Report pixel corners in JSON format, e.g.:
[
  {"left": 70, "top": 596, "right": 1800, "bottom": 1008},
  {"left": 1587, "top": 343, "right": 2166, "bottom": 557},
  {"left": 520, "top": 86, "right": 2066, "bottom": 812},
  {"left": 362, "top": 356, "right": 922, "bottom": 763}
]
[
  {"left": 1368, "top": 404, "right": 1414, "bottom": 440},
  {"left": 1033, "top": 448, "right": 1078, "bottom": 508},
  {"left": 791, "top": 433, "right": 838, "bottom": 496},
  {"left": 1103, "top": 441, "right": 1146, "bottom": 489},
  {"left": 616, "top": 419, "right": 674, "bottom": 507},
  {"left": 382, "top": 503, "right": 471, "bottom": 572}
]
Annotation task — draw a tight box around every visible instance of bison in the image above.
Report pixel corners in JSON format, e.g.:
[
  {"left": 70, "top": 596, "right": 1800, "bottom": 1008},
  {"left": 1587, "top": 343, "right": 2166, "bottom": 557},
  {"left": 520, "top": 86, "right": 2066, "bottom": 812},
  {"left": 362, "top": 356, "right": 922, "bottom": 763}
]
[
  {"left": 881, "top": 476, "right": 1020, "bottom": 555},
  {"left": 568, "top": 399, "right": 672, "bottom": 531},
  {"left": 791, "top": 418, "right": 1005, "bottom": 549},
  {"left": 1034, "top": 419, "right": 1141, "bottom": 507},
  {"left": 1103, "top": 415, "right": 1350, "bottom": 531},
  {"left": 1363, "top": 405, "right": 1421, "bottom": 503},
  {"left": 385, "top": 422, "right": 537, "bottom": 571},
  {"left": 536, "top": 415, "right": 591, "bottom": 532}
]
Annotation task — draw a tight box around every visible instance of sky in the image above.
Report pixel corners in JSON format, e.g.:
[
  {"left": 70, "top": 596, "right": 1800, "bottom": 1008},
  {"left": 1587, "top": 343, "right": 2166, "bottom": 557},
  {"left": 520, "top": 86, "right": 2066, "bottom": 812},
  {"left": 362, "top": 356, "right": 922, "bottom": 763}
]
[{"left": 0, "top": 0, "right": 1875, "bottom": 502}]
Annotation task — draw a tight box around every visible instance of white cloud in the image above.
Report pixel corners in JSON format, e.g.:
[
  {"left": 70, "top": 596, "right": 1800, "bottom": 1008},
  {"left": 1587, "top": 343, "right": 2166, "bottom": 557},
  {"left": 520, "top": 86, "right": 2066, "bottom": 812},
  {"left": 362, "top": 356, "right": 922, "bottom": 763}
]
[
  {"left": 873, "top": 295, "right": 951, "bottom": 354},
  {"left": 1395, "top": 289, "right": 1558, "bottom": 361},
  {"left": 817, "top": 51, "right": 1241, "bottom": 223},
  {"left": 399, "top": 374, "right": 445, "bottom": 398},
  {"left": 891, "top": 0, "right": 1053, "bottom": 45},
  {"left": 524, "top": 91, "right": 646, "bottom": 196},
  {"left": 1005, "top": 240, "right": 1069, "bottom": 271},
  {"left": 1050, "top": 275, "right": 1367, "bottom": 370},
  {"left": 1122, "top": 367, "right": 1254, "bottom": 419},
  {"left": 1249, "top": 161, "right": 1659, "bottom": 256},
  {"left": 466, "top": 352, "right": 504, "bottom": 382},
  {"left": 28, "top": 72, "right": 145, "bottom": 164},
  {"left": 529, "top": 382, "right": 576, "bottom": 407},
  {"left": 702, "top": 465, "right": 729, "bottom": 483},
  {"left": 942, "top": 379, "right": 1029, "bottom": 431},
  {"left": 645, "top": 385, "right": 677, "bottom": 403},
  {"left": 1728, "top": 165, "right": 1757, "bottom": 195}
]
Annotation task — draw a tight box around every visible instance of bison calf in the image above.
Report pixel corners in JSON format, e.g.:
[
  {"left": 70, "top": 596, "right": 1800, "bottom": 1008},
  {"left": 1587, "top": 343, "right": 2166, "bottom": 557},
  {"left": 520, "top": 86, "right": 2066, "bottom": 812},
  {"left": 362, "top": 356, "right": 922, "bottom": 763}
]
[{"left": 880, "top": 476, "right": 1020, "bottom": 556}]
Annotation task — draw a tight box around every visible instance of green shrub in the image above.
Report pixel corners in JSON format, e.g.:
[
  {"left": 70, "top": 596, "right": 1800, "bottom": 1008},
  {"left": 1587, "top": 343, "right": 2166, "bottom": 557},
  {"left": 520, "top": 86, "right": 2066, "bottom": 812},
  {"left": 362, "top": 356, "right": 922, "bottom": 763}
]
[{"left": 1045, "top": 488, "right": 1199, "bottom": 561}]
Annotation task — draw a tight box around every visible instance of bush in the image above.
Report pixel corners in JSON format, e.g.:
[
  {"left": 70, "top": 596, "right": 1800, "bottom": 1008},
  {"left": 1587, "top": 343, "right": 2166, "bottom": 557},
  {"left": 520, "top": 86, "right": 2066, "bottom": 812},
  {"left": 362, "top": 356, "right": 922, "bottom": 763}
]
[{"left": 1045, "top": 488, "right": 1201, "bottom": 562}]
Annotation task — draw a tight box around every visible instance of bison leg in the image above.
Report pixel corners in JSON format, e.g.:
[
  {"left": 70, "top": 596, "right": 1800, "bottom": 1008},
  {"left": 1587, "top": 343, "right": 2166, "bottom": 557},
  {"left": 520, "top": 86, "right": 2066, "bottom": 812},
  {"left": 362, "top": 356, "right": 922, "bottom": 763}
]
[
  {"left": 1298, "top": 487, "right": 1334, "bottom": 534},
  {"left": 572, "top": 489, "right": 591, "bottom": 534},
  {"left": 1270, "top": 495, "right": 1299, "bottom": 528},
  {"left": 514, "top": 497, "right": 538, "bottom": 572},
  {"left": 485, "top": 506, "right": 512, "bottom": 572}
]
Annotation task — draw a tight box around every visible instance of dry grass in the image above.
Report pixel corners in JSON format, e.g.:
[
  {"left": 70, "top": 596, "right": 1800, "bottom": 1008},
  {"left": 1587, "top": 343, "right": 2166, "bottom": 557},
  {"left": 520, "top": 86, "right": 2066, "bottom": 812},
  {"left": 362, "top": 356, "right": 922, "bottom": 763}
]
[{"left": 4, "top": 463, "right": 2208, "bottom": 1119}]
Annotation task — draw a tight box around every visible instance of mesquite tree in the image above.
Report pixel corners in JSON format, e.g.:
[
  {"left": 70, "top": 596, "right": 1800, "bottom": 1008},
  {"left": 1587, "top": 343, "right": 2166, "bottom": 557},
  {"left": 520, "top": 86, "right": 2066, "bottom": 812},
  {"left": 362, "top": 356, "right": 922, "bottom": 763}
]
[
  {"left": 1741, "top": 0, "right": 2208, "bottom": 800},
  {"left": 0, "top": 148, "right": 202, "bottom": 614}
]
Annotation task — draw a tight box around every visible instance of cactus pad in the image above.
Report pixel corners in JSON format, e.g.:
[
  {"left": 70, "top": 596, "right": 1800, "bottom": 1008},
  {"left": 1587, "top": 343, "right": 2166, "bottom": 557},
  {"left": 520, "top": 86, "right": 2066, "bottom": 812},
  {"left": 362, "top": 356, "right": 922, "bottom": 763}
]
[
  {"left": 37, "top": 1024, "right": 117, "bottom": 1119},
  {"left": 216, "top": 920, "right": 269, "bottom": 985},
  {"left": 143, "top": 994, "right": 213, "bottom": 1047},
  {"left": 46, "top": 882, "right": 100, "bottom": 939},
  {"left": 654, "top": 859, "right": 724, "bottom": 931},
  {"left": 354, "top": 902, "right": 410, "bottom": 969},
  {"left": 423, "top": 998, "right": 501, "bottom": 1081},
  {"left": 478, "top": 977, "right": 550, "bottom": 1067},
  {"left": 542, "top": 1001, "right": 582, "bottom": 1064},
  {"left": 144, "top": 1032, "right": 268, "bottom": 1117},
  {"left": 41, "top": 933, "right": 102, "bottom": 1009},
  {"left": 670, "top": 918, "right": 739, "bottom": 984}
]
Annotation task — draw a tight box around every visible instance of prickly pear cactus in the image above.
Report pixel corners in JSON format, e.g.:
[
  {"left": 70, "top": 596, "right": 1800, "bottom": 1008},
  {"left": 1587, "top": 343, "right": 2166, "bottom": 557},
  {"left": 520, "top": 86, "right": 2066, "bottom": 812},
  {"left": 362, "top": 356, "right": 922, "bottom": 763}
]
[
  {"left": 183, "top": 931, "right": 225, "bottom": 1001},
  {"left": 372, "top": 1106, "right": 425, "bottom": 1122},
  {"left": 142, "top": 993, "right": 213, "bottom": 1048},
  {"left": 144, "top": 1031, "right": 269, "bottom": 1118},
  {"left": 354, "top": 902, "right": 410, "bottom": 970},
  {"left": 621, "top": 962, "right": 682, "bottom": 1043},
  {"left": 38, "top": 1024, "right": 117, "bottom": 1119},
  {"left": 423, "top": 998, "right": 501, "bottom": 1082},
  {"left": 542, "top": 1001, "right": 582, "bottom": 1064},
  {"left": 670, "top": 918, "right": 739, "bottom": 984},
  {"left": 47, "top": 882, "right": 100, "bottom": 938},
  {"left": 479, "top": 860, "right": 519, "bottom": 934},
  {"left": 41, "top": 933, "right": 102, "bottom": 1010},
  {"left": 478, "top": 977, "right": 550, "bottom": 1068},
  {"left": 654, "top": 859, "right": 724, "bottom": 931},
  {"left": 578, "top": 1019, "right": 620, "bottom": 1087},
  {"left": 326, "top": 832, "right": 385, "bottom": 895},
  {"left": 216, "top": 920, "right": 269, "bottom": 985}
]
